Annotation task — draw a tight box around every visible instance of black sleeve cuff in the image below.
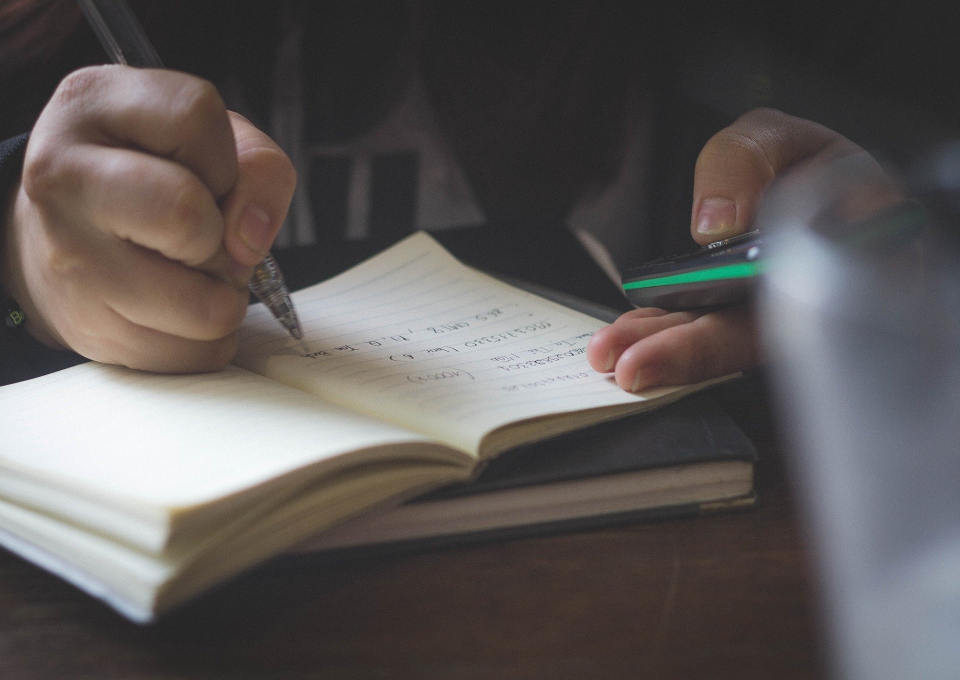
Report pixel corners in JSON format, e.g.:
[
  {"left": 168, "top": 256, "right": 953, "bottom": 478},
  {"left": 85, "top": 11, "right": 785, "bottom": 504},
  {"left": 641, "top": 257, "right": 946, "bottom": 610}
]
[
  {"left": 0, "top": 133, "right": 87, "bottom": 386},
  {"left": 0, "top": 134, "right": 29, "bottom": 178}
]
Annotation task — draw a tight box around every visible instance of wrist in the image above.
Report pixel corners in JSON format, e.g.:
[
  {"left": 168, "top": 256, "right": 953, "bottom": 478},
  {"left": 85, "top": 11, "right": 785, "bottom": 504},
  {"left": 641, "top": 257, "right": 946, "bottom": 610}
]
[
  {"left": 0, "top": 135, "right": 31, "bottom": 334},
  {"left": 0, "top": 135, "right": 85, "bottom": 384},
  {"left": 0, "top": 134, "right": 64, "bottom": 350},
  {"left": 2, "top": 181, "right": 65, "bottom": 350}
]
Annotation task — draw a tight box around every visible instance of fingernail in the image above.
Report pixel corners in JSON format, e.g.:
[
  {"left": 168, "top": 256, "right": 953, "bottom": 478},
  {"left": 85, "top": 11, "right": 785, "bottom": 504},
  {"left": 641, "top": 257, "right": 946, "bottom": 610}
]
[
  {"left": 604, "top": 349, "right": 616, "bottom": 372},
  {"left": 631, "top": 371, "right": 644, "bottom": 393},
  {"left": 696, "top": 199, "right": 737, "bottom": 237},
  {"left": 238, "top": 205, "right": 273, "bottom": 258}
]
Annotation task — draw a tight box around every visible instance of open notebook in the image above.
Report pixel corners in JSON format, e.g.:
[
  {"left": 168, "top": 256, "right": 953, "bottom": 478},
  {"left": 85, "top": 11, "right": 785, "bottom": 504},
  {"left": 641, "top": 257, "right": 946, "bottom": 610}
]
[{"left": 0, "top": 232, "right": 742, "bottom": 621}]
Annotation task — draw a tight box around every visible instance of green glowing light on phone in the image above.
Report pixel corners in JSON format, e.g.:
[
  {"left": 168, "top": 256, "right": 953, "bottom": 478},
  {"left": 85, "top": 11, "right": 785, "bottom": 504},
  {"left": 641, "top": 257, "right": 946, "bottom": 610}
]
[{"left": 622, "top": 262, "right": 763, "bottom": 291}]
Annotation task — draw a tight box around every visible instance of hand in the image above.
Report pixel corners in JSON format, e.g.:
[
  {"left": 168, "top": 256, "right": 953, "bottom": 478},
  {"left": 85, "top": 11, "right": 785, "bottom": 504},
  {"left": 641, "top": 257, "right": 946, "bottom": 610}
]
[
  {"left": 1, "top": 65, "right": 296, "bottom": 373},
  {"left": 588, "top": 108, "right": 888, "bottom": 391}
]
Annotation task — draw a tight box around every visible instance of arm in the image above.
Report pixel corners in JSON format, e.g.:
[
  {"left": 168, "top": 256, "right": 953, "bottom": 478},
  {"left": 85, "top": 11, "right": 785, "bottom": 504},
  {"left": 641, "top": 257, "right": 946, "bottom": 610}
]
[
  {"left": 587, "top": 108, "right": 893, "bottom": 391},
  {"left": 0, "top": 65, "right": 296, "bottom": 375}
]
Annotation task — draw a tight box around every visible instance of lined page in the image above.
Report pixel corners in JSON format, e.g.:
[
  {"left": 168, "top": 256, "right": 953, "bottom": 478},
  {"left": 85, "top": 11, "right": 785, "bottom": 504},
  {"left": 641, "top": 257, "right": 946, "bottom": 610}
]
[{"left": 235, "top": 232, "right": 681, "bottom": 454}]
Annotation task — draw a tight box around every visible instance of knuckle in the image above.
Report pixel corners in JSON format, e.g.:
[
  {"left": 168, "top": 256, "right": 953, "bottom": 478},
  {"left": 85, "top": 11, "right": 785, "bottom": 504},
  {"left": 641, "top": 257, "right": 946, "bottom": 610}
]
[
  {"left": 21, "top": 141, "right": 71, "bottom": 203},
  {"left": 171, "top": 77, "right": 226, "bottom": 132},
  {"left": 707, "top": 108, "right": 793, "bottom": 156},
  {"left": 166, "top": 180, "right": 218, "bottom": 261},
  {"left": 169, "top": 178, "right": 205, "bottom": 228},
  {"left": 704, "top": 128, "right": 776, "bottom": 180},
  {"left": 21, "top": 147, "right": 56, "bottom": 202},
  {"left": 53, "top": 66, "right": 107, "bottom": 107},
  {"left": 708, "top": 128, "right": 766, "bottom": 157}
]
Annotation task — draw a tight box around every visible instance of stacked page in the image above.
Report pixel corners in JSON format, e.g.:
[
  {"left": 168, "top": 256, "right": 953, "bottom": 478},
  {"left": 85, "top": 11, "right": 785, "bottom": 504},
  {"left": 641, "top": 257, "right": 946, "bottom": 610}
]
[{"left": 0, "top": 232, "right": 727, "bottom": 621}]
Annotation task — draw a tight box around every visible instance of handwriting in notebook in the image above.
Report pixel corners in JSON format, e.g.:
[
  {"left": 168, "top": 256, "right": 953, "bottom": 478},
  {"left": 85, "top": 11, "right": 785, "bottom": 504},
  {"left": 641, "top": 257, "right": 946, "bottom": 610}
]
[{"left": 234, "top": 234, "right": 637, "bottom": 445}]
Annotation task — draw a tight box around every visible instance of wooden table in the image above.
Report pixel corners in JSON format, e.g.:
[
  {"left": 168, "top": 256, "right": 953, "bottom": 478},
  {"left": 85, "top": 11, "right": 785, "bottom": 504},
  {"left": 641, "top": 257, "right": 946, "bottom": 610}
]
[{"left": 0, "top": 377, "right": 827, "bottom": 680}]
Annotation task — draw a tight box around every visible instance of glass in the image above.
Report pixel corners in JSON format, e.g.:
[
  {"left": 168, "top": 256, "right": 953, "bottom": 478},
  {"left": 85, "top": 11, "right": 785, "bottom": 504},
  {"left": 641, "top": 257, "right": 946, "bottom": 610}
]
[{"left": 759, "top": 155, "right": 960, "bottom": 680}]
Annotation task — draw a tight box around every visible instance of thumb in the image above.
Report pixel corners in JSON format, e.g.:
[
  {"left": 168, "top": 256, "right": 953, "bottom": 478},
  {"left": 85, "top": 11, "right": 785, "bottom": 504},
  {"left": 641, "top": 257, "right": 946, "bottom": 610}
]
[
  {"left": 220, "top": 112, "right": 297, "bottom": 267},
  {"left": 691, "top": 108, "right": 862, "bottom": 245}
]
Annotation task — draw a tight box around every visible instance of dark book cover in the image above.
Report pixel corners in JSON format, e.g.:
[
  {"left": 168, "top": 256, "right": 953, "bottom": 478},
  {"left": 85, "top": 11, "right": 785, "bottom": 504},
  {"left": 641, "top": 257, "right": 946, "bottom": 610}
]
[{"left": 294, "top": 391, "right": 756, "bottom": 560}]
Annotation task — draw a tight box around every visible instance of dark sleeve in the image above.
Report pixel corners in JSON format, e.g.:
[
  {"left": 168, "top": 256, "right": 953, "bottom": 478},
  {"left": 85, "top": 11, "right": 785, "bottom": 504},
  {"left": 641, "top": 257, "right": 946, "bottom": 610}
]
[{"left": 0, "top": 133, "right": 86, "bottom": 386}]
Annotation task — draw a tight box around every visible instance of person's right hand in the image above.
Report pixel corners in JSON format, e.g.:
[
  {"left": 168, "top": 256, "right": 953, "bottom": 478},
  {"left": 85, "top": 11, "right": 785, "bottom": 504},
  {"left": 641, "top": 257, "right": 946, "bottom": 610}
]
[{"left": 1, "top": 65, "right": 296, "bottom": 373}]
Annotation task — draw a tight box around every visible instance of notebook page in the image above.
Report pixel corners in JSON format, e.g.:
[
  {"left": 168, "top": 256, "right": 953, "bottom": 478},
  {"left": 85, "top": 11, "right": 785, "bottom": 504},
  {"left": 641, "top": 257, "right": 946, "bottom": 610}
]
[
  {"left": 235, "top": 232, "right": 677, "bottom": 455},
  {"left": 0, "top": 362, "right": 442, "bottom": 514}
]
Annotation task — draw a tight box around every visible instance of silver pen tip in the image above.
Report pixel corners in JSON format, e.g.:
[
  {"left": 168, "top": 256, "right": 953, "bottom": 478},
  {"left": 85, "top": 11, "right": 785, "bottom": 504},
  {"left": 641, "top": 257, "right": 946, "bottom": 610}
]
[{"left": 280, "top": 313, "right": 304, "bottom": 341}]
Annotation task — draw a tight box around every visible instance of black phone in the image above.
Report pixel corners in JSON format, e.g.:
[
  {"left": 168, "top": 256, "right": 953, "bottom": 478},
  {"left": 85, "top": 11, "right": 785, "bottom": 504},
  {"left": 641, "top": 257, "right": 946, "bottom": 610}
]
[{"left": 621, "top": 231, "right": 762, "bottom": 311}]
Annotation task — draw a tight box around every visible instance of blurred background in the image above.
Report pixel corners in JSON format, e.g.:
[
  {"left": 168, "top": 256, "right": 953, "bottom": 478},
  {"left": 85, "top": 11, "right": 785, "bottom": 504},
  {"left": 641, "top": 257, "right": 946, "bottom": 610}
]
[{"left": 3, "top": 1, "right": 960, "bottom": 260}]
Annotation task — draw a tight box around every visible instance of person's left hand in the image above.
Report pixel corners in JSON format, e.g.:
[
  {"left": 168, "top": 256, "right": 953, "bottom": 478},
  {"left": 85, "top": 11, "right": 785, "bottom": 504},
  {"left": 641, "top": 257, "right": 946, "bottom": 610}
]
[{"left": 587, "top": 108, "right": 888, "bottom": 391}]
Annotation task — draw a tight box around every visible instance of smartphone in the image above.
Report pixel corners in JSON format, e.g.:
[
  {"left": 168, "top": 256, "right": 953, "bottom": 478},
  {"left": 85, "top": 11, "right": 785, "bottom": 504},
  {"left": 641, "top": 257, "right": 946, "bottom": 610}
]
[{"left": 621, "top": 231, "right": 762, "bottom": 311}]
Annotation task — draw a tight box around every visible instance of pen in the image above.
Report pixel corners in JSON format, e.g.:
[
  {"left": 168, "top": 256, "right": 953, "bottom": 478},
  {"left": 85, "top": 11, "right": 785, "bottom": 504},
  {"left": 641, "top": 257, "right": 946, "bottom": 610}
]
[{"left": 76, "top": 0, "right": 306, "bottom": 346}]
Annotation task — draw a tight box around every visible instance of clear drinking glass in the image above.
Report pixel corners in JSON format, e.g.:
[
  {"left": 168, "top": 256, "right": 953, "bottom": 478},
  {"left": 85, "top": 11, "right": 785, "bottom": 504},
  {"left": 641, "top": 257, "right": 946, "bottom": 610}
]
[{"left": 759, "top": 155, "right": 960, "bottom": 680}]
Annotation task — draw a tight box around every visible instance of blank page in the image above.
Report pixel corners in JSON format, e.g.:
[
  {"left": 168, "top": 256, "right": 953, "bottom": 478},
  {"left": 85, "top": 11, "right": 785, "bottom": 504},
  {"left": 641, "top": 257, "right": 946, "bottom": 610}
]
[{"left": 0, "top": 363, "right": 437, "bottom": 514}]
